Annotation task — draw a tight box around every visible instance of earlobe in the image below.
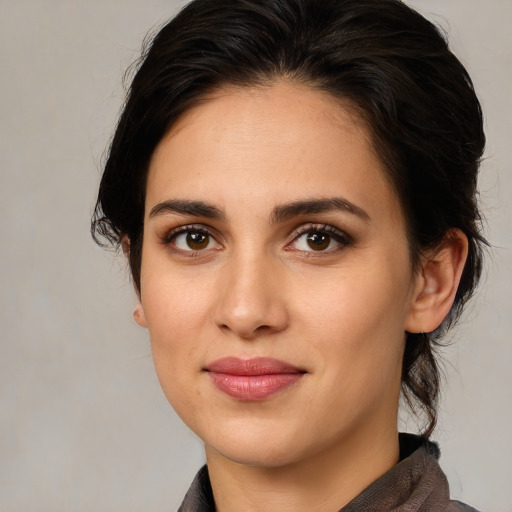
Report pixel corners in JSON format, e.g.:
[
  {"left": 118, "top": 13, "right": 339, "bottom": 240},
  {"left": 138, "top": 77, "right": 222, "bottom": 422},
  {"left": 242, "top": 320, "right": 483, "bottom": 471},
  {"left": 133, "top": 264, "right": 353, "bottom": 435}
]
[
  {"left": 122, "top": 236, "right": 146, "bottom": 327},
  {"left": 121, "top": 235, "right": 131, "bottom": 258},
  {"left": 405, "top": 229, "right": 468, "bottom": 333},
  {"left": 133, "top": 303, "right": 148, "bottom": 328}
]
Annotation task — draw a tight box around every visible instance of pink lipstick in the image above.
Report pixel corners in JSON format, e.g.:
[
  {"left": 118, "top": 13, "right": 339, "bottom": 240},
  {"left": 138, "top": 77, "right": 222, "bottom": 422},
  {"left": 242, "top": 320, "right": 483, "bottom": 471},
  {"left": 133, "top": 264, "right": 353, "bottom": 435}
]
[{"left": 204, "top": 357, "right": 305, "bottom": 401}]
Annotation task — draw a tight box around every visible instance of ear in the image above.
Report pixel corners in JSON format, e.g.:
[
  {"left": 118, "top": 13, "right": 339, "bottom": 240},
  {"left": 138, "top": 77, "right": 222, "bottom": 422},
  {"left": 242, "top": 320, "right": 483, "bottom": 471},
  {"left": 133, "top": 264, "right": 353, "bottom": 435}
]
[
  {"left": 133, "top": 302, "right": 148, "bottom": 328},
  {"left": 405, "top": 229, "right": 468, "bottom": 333},
  {"left": 121, "top": 235, "right": 131, "bottom": 258},
  {"left": 122, "top": 236, "right": 147, "bottom": 328}
]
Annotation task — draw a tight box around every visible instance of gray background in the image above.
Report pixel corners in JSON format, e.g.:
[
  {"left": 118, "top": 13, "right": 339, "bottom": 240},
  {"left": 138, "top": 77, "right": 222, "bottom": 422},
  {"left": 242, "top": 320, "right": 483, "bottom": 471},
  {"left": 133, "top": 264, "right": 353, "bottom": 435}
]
[{"left": 0, "top": 1, "right": 510, "bottom": 511}]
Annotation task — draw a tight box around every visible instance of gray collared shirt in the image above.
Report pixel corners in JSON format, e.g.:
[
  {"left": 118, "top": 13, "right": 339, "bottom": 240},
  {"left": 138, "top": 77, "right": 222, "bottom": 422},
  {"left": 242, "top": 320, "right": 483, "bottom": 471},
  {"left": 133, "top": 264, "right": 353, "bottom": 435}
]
[{"left": 178, "top": 434, "right": 482, "bottom": 512}]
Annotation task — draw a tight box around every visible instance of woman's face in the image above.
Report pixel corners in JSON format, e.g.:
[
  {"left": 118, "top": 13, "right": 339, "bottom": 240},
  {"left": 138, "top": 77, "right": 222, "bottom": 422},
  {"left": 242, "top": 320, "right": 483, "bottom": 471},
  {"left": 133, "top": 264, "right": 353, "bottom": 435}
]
[{"left": 138, "top": 82, "right": 422, "bottom": 468}]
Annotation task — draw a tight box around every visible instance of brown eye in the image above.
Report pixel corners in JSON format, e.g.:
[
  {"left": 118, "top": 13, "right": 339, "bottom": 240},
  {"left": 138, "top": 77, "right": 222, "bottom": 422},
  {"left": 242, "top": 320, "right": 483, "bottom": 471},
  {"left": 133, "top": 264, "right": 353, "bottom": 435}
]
[
  {"left": 306, "top": 232, "right": 331, "bottom": 251},
  {"left": 171, "top": 229, "right": 218, "bottom": 252},
  {"left": 186, "top": 232, "right": 210, "bottom": 250},
  {"left": 288, "top": 225, "right": 352, "bottom": 254}
]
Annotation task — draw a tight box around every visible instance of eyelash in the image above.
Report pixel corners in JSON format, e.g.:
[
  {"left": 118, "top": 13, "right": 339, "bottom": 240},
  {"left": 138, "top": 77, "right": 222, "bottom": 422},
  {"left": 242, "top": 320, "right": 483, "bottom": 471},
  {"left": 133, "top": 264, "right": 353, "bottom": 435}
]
[
  {"left": 161, "top": 224, "right": 221, "bottom": 256},
  {"left": 286, "top": 223, "right": 353, "bottom": 254},
  {"left": 160, "top": 223, "right": 353, "bottom": 255}
]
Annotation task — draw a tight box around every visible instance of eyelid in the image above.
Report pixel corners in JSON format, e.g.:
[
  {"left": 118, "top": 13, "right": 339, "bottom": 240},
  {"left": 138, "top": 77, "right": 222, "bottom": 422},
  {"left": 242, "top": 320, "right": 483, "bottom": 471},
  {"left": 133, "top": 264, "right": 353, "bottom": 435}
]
[
  {"left": 162, "top": 223, "right": 206, "bottom": 243},
  {"left": 161, "top": 223, "right": 223, "bottom": 252},
  {"left": 285, "top": 223, "right": 354, "bottom": 252},
  {"left": 159, "top": 222, "right": 352, "bottom": 254}
]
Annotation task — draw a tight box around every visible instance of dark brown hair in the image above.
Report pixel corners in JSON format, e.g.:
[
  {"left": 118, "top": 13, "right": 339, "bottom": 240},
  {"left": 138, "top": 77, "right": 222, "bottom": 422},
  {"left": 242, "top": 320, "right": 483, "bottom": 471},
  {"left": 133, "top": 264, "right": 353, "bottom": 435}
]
[{"left": 92, "top": 0, "right": 486, "bottom": 437}]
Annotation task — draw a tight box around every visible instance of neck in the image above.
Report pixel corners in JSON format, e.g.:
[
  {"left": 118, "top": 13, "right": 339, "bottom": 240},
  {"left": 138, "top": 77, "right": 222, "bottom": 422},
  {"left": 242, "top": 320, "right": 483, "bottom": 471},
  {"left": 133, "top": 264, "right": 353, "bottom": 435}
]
[{"left": 206, "top": 423, "right": 400, "bottom": 512}]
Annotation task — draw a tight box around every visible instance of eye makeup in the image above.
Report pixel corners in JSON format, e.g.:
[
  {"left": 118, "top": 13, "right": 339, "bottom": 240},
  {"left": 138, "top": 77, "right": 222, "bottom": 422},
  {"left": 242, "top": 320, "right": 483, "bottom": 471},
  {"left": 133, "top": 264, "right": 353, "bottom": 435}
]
[{"left": 285, "top": 223, "right": 354, "bottom": 253}]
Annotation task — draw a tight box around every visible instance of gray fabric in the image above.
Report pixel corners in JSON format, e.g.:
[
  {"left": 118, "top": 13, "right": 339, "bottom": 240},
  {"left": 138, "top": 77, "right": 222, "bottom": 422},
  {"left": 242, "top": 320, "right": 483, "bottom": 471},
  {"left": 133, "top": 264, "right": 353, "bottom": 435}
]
[
  {"left": 178, "top": 465, "right": 214, "bottom": 512},
  {"left": 178, "top": 434, "right": 482, "bottom": 512}
]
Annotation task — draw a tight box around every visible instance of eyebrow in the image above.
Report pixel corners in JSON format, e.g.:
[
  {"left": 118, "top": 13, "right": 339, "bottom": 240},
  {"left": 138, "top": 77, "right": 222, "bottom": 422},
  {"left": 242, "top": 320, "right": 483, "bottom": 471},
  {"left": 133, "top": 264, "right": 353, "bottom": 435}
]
[
  {"left": 149, "top": 199, "right": 226, "bottom": 220},
  {"left": 270, "top": 197, "right": 370, "bottom": 223},
  {"left": 148, "top": 196, "right": 370, "bottom": 223}
]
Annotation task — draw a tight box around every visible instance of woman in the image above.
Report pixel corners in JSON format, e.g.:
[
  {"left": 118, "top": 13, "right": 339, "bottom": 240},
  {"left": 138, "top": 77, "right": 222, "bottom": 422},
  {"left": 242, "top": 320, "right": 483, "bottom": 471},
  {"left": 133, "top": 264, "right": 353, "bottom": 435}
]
[{"left": 92, "top": 0, "right": 486, "bottom": 510}]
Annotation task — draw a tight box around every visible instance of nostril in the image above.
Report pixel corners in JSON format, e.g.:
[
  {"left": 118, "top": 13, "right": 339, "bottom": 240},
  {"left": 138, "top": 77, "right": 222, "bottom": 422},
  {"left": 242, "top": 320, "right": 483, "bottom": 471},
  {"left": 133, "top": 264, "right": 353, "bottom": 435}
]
[
  {"left": 212, "top": 283, "right": 289, "bottom": 338},
  {"left": 216, "top": 322, "right": 277, "bottom": 340}
]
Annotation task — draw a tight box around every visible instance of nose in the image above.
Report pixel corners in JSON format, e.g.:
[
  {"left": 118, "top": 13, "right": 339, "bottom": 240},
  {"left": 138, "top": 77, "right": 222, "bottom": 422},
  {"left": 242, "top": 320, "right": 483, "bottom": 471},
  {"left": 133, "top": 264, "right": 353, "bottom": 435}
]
[{"left": 213, "top": 252, "right": 289, "bottom": 340}]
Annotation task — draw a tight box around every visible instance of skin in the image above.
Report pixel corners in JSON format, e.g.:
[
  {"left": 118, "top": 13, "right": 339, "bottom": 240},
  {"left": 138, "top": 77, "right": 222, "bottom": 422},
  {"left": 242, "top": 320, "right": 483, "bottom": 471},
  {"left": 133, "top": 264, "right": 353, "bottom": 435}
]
[{"left": 133, "top": 81, "right": 468, "bottom": 512}]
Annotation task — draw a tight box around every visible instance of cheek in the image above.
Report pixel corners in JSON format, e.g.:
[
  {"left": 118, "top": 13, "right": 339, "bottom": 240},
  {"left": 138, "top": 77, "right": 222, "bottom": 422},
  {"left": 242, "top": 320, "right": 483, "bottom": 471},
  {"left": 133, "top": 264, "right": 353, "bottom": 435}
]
[
  {"left": 143, "top": 280, "right": 208, "bottom": 419},
  {"left": 139, "top": 258, "right": 215, "bottom": 384},
  {"left": 300, "top": 257, "right": 411, "bottom": 329},
  {"left": 143, "top": 284, "right": 212, "bottom": 390},
  {"left": 140, "top": 252, "right": 216, "bottom": 333},
  {"left": 298, "top": 254, "right": 413, "bottom": 372}
]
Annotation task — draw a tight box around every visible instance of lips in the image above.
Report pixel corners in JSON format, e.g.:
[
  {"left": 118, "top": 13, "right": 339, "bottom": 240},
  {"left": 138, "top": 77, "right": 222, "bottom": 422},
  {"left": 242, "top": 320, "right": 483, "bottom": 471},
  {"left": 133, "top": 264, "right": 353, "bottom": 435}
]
[{"left": 204, "top": 357, "right": 305, "bottom": 401}]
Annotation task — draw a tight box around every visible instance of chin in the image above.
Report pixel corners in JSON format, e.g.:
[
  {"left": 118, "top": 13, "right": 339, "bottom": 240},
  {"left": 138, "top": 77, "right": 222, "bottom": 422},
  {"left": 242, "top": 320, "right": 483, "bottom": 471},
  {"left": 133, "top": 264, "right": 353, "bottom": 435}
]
[
  {"left": 201, "top": 419, "right": 327, "bottom": 470},
  {"left": 208, "top": 440, "right": 303, "bottom": 469}
]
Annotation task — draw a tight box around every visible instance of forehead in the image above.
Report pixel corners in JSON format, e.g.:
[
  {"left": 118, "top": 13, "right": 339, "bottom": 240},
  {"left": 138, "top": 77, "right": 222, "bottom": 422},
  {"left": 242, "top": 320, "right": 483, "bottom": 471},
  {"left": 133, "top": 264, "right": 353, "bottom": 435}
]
[{"left": 146, "top": 81, "right": 403, "bottom": 224}]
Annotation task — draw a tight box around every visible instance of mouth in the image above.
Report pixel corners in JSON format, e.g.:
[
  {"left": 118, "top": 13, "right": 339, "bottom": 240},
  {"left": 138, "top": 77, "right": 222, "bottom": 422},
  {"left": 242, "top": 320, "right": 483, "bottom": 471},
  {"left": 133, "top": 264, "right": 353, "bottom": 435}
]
[{"left": 204, "top": 357, "right": 306, "bottom": 401}]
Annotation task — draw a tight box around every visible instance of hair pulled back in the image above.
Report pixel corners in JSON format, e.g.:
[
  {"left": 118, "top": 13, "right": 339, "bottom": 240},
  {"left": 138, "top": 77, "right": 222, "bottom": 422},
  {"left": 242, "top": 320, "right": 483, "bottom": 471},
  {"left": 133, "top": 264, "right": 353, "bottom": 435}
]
[{"left": 92, "top": 0, "right": 486, "bottom": 437}]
